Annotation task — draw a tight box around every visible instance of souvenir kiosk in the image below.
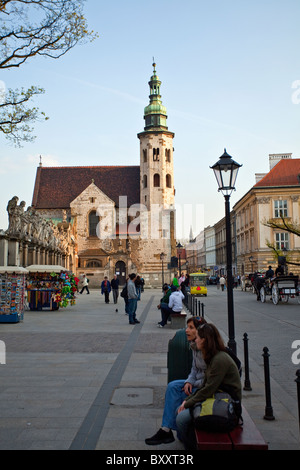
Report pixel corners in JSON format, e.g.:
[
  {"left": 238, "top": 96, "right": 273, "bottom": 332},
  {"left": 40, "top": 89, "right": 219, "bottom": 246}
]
[
  {"left": 26, "top": 265, "right": 78, "bottom": 311},
  {"left": 0, "top": 266, "right": 28, "bottom": 323},
  {"left": 26, "top": 265, "right": 66, "bottom": 311}
]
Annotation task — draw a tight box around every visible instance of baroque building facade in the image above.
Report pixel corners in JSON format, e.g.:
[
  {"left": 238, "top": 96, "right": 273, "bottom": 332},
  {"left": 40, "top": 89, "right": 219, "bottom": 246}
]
[
  {"left": 186, "top": 156, "right": 300, "bottom": 278},
  {"left": 234, "top": 157, "right": 300, "bottom": 275},
  {"left": 31, "top": 63, "right": 176, "bottom": 287}
]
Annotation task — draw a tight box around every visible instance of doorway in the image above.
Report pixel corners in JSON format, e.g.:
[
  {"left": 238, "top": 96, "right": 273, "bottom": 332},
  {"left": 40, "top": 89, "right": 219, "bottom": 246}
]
[{"left": 115, "top": 261, "right": 126, "bottom": 286}]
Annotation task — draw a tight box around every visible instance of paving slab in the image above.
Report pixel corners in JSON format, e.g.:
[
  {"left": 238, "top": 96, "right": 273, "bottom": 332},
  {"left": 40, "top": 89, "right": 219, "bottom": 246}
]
[{"left": 0, "top": 287, "right": 299, "bottom": 452}]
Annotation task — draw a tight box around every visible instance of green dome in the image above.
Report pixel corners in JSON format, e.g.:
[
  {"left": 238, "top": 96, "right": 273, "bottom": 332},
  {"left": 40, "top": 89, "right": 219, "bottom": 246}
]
[
  {"left": 144, "top": 102, "right": 167, "bottom": 116},
  {"left": 142, "top": 62, "right": 168, "bottom": 131}
]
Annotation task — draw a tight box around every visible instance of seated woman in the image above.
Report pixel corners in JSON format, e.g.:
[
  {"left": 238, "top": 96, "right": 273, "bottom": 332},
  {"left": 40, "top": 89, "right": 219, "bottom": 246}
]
[
  {"left": 145, "top": 316, "right": 207, "bottom": 445},
  {"left": 176, "top": 323, "right": 242, "bottom": 449}
]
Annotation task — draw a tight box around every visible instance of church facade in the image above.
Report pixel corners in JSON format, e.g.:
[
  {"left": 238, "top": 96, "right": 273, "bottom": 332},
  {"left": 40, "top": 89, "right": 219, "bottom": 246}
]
[{"left": 31, "top": 63, "right": 177, "bottom": 287}]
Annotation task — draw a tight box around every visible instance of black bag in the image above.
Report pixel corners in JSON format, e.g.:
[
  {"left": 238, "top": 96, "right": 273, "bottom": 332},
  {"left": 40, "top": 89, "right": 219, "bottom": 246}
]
[
  {"left": 120, "top": 284, "right": 127, "bottom": 298},
  {"left": 191, "top": 392, "right": 240, "bottom": 433}
]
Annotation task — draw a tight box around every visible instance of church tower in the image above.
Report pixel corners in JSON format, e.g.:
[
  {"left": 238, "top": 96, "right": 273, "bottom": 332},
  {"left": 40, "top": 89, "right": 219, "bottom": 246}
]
[{"left": 137, "top": 62, "right": 175, "bottom": 210}]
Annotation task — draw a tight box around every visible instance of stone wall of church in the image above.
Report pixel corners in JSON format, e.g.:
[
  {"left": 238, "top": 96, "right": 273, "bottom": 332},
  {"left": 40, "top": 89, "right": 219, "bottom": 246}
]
[{"left": 66, "top": 181, "right": 176, "bottom": 288}]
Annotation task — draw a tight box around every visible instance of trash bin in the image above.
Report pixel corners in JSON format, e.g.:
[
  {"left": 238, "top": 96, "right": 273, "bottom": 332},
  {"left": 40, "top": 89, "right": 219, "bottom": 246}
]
[{"left": 167, "top": 328, "right": 192, "bottom": 383}]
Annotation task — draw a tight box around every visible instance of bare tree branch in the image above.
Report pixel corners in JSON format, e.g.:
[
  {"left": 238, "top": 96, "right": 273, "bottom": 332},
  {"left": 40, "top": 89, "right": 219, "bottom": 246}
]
[{"left": 0, "top": 0, "right": 98, "bottom": 145}]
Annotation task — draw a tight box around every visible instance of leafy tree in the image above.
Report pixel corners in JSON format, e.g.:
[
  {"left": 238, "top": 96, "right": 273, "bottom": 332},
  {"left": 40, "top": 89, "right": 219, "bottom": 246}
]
[
  {"left": 0, "top": 0, "right": 97, "bottom": 146},
  {"left": 264, "top": 215, "right": 300, "bottom": 267}
]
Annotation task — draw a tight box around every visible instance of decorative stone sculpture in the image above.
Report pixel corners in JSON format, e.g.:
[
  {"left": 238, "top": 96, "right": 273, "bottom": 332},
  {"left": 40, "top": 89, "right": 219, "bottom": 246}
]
[{"left": 5, "top": 197, "right": 74, "bottom": 256}]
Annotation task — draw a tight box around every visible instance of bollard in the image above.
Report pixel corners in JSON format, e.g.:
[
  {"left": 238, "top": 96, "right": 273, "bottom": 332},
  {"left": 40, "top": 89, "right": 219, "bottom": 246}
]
[
  {"left": 296, "top": 369, "right": 300, "bottom": 438},
  {"left": 262, "top": 347, "right": 275, "bottom": 420},
  {"left": 243, "top": 333, "right": 252, "bottom": 391},
  {"left": 201, "top": 302, "right": 205, "bottom": 318},
  {"left": 194, "top": 298, "right": 197, "bottom": 316},
  {"left": 197, "top": 299, "right": 201, "bottom": 316}
]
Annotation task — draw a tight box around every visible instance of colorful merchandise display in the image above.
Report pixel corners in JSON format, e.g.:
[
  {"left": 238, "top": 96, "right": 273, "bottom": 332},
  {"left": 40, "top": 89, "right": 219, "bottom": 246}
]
[
  {"left": 26, "top": 266, "right": 78, "bottom": 311},
  {"left": 0, "top": 267, "right": 28, "bottom": 323}
]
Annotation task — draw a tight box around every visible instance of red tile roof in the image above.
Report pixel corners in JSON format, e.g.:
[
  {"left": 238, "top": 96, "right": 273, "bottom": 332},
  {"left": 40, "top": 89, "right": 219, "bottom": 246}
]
[
  {"left": 254, "top": 159, "right": 300, "bottom": 187},
  {"left": 32, "top": 166, "right": 140, "bottom": 209}
]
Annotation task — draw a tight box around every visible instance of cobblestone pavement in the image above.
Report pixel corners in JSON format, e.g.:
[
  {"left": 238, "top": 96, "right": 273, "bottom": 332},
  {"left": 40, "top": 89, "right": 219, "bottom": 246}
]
[{"left": 0, "top": 286, "right": 299, "bottom": 451}]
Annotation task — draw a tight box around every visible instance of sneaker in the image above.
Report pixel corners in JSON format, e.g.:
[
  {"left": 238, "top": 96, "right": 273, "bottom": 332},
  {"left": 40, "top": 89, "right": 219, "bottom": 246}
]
[
  {"left": 134, "top": 319, "right": 140, "bottom": 323},
  {"left": 145, "top": 428, "right": 174, "bottom": 445},
  {"left": 157, "top": 323, "right": 164, "bottom": 328}
]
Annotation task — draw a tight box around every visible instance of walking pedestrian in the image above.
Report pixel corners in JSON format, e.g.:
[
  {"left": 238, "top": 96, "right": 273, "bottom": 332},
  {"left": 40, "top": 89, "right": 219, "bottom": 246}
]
[
  {"left": 111, "top": 274, "right": 119, "bottom": 304},
  {"left": 120, "top": 277, "right": 129, "bottom": 315},
  {"left": 101, "top": 276, "right": 111, "bottom": 303},
  {"left": 241, "top": 274, "right": 246, "bottom": 291},
  {"left": 219, "top": 275, "right": 226, "bottom": 291},
  {"left": 135, "top": 275, "right": 142, "bottom": 300},
  {"left": 127, "top": 273, "right": 140, "bottom": 325},
  {"left": 80, "top": 275, "right": 90, "bottom": 294}
]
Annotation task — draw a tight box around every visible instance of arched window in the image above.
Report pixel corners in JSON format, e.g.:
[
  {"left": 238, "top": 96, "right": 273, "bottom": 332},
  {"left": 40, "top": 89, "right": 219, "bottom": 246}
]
[
  {"left": 166, "top": 174, "right": 172, "bottom": 188},
  {"left": 143, "top": 149, "right": 147, "bottom": 163},
  {"left": 89, "top": 210, "right": 99, "bottom": 236},
  {"left": 153, "top": 148, "right": 159, "bottom": 161},
  {"left": 153, "top": 173, "right": 160, "bottom": 187},
  {"left": 86, "top": 260, "right": 102, "bottom": 268},
  {"left": 143, "top": 174, "right": 147, "bottom": 188}
]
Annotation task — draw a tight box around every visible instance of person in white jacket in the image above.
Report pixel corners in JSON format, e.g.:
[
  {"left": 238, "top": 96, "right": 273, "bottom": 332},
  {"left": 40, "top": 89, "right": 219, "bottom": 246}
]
[
  {"left": 158, "top": 285, "right": 184, "bottom": 327},
  {"left": 168, "top": 287, "right": 185, "bottom": 312}
]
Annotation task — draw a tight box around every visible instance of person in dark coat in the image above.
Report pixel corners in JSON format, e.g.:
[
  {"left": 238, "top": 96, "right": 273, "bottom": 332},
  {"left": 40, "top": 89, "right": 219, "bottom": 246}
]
[
  {"left": 111, "top": 274, "right": 119, "bottom": 304},
  {"left": 101, "top": 276, "right": 111, "bottom": 303}
]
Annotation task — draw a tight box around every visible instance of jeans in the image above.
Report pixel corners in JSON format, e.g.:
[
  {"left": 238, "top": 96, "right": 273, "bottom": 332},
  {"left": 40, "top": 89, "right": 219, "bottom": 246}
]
[
  {"left": 176, "top": 407, "right": 195, "bottom": 449},
  {"left": 160, "top": 303, "right": 173, "bottom": 326},
  {"left": 136, "top": 286, "right": 141, "bottom": 300},
  {"left": 112, "top": 289, "right": 119, "bottom": 303},
  {"left": 162, "top": 380, "right": 197, "bottom": 431},
  {"left": 128, "top": 298, "right": 137, "bottom": 323}
]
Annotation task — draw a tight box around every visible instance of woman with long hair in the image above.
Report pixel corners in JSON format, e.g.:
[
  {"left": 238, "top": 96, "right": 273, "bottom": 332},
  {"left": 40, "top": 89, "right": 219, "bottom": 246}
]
[
  {"left": 145, "top": 316, "right": 207, "bottom": 446},
  {"left": 176, "top": 323, "right": 242, "bottom": 449}
]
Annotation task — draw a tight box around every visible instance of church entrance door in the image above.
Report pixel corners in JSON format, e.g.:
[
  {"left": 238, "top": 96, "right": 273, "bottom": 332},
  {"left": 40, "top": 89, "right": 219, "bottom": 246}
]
[{"left": 115, "top": 261, "right": 126, "bottom": 286}]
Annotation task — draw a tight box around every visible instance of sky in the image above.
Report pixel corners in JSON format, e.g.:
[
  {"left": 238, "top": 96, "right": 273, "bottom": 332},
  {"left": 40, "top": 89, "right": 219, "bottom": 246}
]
[{"left": 0, "top": 0, "right": 299, "bottom": 239}]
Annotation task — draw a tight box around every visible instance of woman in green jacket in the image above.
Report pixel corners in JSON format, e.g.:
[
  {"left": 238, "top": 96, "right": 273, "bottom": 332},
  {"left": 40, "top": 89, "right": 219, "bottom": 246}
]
[{"left": 176, "top": 323, "right": 242, "bottom": 449}]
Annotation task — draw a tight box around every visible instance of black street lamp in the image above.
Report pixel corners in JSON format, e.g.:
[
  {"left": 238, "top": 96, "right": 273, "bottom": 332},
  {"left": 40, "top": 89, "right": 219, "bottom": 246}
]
[
  {"left": 210, "top": 149, "right": 242, "bottom": 355},
  {"left": 176, "top": 242, "right": 183, "bottom": 275},
  {"left": 160, "top": 252, "right": 165, "bottom": 290}
]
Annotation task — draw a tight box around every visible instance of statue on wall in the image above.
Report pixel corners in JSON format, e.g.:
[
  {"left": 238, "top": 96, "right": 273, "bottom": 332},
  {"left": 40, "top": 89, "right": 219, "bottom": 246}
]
[
  {"left": 6, "top": 196, "right": 19, "bottom": 234},
  {"left": 5, "top": 197, "right": 73, "bottom": 256}
]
